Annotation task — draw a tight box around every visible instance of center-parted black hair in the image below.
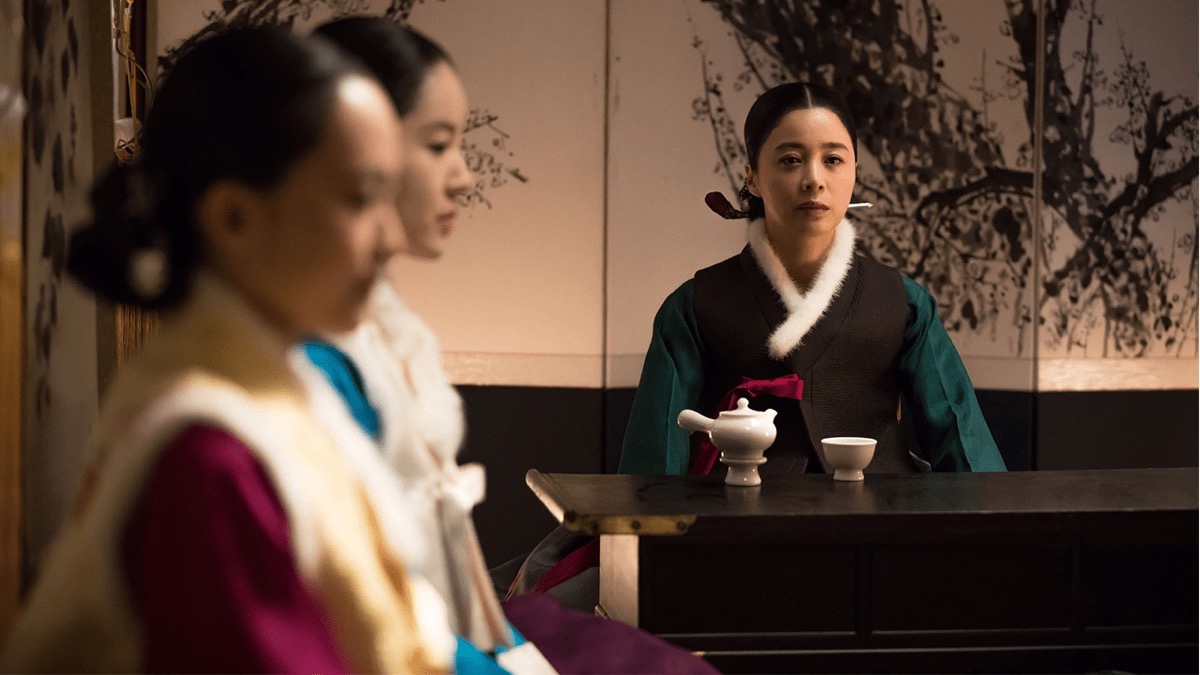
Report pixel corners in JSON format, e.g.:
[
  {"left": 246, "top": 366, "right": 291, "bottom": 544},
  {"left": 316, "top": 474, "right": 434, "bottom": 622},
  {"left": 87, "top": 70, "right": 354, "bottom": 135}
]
[
  {"left": 741, "top": 82, "right": 858, "bottom": 220},
  {"left": 314, "top": 16, "right": 453, "bottom": 117},
  {"left": 67, "top": 27, "right": 366, "bottom": 309}
]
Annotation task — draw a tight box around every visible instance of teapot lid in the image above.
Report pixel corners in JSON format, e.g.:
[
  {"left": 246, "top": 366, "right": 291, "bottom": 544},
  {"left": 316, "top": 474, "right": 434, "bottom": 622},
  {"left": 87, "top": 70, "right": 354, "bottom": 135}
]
[{"left": 717, "top": 397, "right": 764, "bottom": 418}]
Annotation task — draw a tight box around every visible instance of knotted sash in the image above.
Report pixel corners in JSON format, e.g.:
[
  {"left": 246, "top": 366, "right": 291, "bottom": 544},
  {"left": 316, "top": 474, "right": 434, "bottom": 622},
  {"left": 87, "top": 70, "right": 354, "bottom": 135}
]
[{"left": 686, "top": 373, "right": 804, "bottom": 475}]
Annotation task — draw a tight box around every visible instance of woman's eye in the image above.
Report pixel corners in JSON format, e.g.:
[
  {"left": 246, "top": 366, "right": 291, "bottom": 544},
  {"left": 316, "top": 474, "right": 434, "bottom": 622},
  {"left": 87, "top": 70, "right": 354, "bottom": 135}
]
[
  {"left": 780, "top": 156, "right": 801, "bottom": 165},
  {"left": 348, "top": 189, "right": 382, "bottom": 209},
  {"left": 825, "top": 156, "right": 844, "bottom": 166}
]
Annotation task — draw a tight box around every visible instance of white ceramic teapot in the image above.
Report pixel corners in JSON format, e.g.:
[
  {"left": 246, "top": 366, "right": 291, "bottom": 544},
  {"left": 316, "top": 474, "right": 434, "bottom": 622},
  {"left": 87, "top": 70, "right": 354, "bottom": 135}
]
[{"left": 677, "top": 398, "right": 778, "bottom": 486}]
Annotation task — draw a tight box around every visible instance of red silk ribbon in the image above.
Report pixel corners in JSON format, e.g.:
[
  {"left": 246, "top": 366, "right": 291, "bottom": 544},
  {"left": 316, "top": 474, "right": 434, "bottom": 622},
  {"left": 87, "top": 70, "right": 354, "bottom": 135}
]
[{"left": 687, "top": 373, "right": 804, "bottom": 476}]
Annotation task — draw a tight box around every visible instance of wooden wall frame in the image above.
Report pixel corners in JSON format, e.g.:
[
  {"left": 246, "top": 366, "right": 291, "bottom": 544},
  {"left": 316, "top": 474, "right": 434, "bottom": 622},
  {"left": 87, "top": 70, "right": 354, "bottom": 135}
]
[
  {"left": 1, "top": 0, "right": 24, "bottom": 640},
  {"left": 99, "top": 0, "right": 157, "bottom": 395}
]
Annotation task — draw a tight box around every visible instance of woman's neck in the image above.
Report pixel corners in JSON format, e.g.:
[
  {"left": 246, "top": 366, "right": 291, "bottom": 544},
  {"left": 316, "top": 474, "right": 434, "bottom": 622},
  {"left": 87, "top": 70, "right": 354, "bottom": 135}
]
[
  {"left": 200, "top": 267, "right": 303, "bottom": 345},
  {"left": 763, "top": 225, "right": 837, "bottom": 292}
]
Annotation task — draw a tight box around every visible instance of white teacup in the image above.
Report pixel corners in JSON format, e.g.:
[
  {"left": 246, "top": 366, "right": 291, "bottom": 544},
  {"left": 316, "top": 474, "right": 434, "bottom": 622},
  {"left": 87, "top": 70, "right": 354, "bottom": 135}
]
[{"left": 821, "top": 436, "right": 877, "bottom": 481}]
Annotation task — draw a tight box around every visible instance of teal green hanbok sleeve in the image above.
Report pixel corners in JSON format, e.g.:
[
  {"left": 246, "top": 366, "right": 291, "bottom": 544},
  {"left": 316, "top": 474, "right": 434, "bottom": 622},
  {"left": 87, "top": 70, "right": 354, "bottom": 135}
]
[
  {"left": 618, "top": 281, "right": 705, "bottom": 475},
  {"left": 898, "top": 277, "right": 1007, "bottom": 472}
]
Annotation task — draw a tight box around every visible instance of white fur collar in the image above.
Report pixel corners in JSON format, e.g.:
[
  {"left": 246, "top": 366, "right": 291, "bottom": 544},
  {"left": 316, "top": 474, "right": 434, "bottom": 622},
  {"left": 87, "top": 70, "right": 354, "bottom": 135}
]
[
  {"left": 747, "top": 218, "right": 857, "bottom": 359},
  {"left": 336, "top": 281, "right": 465, "bottom": 468}
]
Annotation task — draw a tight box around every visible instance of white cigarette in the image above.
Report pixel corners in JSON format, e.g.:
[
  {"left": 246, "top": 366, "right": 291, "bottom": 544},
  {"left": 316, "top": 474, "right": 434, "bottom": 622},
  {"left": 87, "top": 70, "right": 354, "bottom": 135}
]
[{"left": 847, "top": 202, "right": 873, "bottom": 209}]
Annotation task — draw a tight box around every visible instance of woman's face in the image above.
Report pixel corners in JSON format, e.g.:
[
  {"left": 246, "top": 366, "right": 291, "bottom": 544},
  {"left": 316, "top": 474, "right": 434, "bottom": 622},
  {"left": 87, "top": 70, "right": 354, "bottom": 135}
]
[
  {"left": 745, "top": 107, "right": 856, "bottom": 243},
  {"left": 395, "top": 61, "right": 471, "bottom": 259},
  {"left": 236, "top": 75, "right": 406, "bottom": 337}
]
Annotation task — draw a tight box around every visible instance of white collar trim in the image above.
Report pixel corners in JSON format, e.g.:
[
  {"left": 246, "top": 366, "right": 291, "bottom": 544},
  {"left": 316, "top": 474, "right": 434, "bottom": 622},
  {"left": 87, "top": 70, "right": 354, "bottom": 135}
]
[{"left": 747, "top": 218, "right": 857, "bottom": 359}]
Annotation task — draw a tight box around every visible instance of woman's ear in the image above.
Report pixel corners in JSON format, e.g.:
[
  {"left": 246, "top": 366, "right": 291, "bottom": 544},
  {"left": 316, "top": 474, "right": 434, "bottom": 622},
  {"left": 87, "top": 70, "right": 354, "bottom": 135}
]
[
  {"left": 195, "top": 180, "right": 264, "bottom": 265},
  {"left": 744, "top": 163, "right": 761, "bottom": 198}
]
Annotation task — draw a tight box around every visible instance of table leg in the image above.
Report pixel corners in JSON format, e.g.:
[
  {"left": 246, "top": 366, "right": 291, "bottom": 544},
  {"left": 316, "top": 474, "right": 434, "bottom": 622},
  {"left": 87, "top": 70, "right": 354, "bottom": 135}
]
[{"left": 598, "top": 533, "right": 640, "bottom": 627}]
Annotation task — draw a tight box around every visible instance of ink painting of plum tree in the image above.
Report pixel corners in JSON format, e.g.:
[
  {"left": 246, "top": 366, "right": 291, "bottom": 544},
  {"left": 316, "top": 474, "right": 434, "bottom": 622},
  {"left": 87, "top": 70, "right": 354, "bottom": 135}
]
[{"left": 690, "top": 0, "right": 1197, "bottom": 362}]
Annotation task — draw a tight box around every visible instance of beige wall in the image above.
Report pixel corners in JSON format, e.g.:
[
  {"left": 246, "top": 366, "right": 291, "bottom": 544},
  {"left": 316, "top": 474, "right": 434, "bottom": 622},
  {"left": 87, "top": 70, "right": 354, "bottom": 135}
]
[
  {"left": 605, "top": 0, "right": 749, "bottom": 387},
  {"left": 392, "top": 1, "right": 608, "bottom": 388},
  {"left": 154, "top": 0, "right": 610, "bottom": 388}
]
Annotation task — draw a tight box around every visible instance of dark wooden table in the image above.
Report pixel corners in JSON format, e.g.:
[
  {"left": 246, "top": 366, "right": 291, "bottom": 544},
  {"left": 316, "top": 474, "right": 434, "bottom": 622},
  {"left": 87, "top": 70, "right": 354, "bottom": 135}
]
[{"left": 526, "top": 468, "right": 1198, "bottom": 673}]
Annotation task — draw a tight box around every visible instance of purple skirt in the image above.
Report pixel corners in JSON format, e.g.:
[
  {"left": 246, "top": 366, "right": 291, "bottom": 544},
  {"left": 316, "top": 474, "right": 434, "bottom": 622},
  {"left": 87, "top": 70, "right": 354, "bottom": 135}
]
[{"left": 503, "top": 593, "right": 719, "bottom": 674}]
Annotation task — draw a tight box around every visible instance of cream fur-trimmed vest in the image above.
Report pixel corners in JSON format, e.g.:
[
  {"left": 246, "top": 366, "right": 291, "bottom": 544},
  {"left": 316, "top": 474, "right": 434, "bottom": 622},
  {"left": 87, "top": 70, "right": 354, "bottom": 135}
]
[
  {"left": 0, "top": 275, "right": 454, "bottom": 673},
  {"left": 331, "top": 281, "right": 511, "bottom": 651}
]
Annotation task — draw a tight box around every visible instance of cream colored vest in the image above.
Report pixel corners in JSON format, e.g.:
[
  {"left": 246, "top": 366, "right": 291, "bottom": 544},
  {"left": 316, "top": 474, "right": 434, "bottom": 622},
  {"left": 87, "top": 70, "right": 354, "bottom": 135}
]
[
  {"left": 336, "top": 282, "right": 511, "bottom": 651},
  {"left": 1, "top": 276, "right": 453, "bottom": 673}
]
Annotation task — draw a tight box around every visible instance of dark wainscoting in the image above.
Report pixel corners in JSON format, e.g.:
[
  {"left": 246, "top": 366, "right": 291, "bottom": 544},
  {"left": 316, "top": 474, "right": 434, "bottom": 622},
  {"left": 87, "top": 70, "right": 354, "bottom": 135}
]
[
  {"left": 1036, "top": 389, "right": 1200, "bottom": 470},
  {"left": 461, "top": 385, "right": 1198, "bottom": 568},
  {"left": 457, "top": 386, "right": 604, "bottom": 569},
  {"left": 975, "top": 390, "right": 1035, "bottom": 470}
]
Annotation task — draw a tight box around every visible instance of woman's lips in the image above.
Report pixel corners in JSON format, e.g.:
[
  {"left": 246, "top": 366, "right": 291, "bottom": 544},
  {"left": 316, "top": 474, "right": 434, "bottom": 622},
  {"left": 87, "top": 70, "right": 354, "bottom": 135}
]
[
  {"left": 798, "top": 201, "right": 829, "bottom": 211},
  {"left": 437, "top": 212, "right": 456, "bottom": 233}
]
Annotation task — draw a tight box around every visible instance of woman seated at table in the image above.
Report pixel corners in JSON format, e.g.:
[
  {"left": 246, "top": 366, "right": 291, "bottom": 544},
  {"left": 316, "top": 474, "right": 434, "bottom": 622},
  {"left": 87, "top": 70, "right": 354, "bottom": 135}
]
[
  {"left": 510, "top": 80, "right": 1008, "bottom": 613},
  {"left": 619, "top": 81, "right": 1006, "bottom": 477},
  {"left": 303, "top": 16, "right": 718, "bottom": 674},
  {"left": 2, "top": 28, "right": 450, "bottom": 672}
]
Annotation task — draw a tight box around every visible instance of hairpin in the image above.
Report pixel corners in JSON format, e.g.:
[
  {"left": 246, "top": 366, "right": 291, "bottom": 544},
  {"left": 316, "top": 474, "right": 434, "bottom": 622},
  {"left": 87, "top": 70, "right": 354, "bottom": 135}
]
[{"left": 704, "top": 191, "right": 748, "bottom": 220}]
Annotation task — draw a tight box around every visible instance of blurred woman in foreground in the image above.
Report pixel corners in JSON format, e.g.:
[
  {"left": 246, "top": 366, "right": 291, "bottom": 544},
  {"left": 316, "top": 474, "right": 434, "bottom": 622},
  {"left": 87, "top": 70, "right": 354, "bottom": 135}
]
[{"left": 2, "top": 27, "right": 453, "bottom": 673}]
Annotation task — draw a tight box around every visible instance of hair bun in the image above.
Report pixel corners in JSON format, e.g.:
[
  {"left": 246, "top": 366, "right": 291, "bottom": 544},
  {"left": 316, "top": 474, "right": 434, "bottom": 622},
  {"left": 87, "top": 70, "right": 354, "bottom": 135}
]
[
  {"left": 67, "top": 163, "right": 171, "bottom": 307},
  {"left": 91, "top": 164, "right": 158, "bottom": 227}
]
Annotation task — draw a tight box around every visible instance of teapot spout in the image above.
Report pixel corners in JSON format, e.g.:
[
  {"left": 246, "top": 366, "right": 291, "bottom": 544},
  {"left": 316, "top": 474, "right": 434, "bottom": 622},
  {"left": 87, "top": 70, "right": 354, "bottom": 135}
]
[{"left": 677, "top": 408, "right": 715, "bottom": 433}]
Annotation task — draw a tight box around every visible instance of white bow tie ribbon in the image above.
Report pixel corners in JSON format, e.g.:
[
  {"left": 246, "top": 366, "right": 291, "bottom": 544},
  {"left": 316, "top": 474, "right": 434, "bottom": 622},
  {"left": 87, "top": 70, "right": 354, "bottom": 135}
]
[{"left": 439, "top": 461, "right": 486, "bottom": 512}]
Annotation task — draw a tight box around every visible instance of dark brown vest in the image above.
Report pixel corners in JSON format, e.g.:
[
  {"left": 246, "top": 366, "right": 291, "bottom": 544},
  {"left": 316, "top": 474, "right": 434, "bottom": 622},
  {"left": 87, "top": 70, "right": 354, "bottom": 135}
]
[{"left": 692, "top": 245, "right": 915, "bottom": 475}]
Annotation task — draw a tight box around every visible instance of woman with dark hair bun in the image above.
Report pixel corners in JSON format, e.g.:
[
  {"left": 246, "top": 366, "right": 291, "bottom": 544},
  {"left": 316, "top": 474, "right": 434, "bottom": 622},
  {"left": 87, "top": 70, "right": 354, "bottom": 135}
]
[
  {"left": 2, "top": 27, "right": 457, "bottom": 673},
  {"left": 306, "top": 16, "right": 522, "bottom": 674},
  {"left": 519, "top": 84, "right": 1005, "bottom": 611},
  {"left": 304, "top": 15, "right": 719, "bottom": 675},
  {"left": 619, "top": 81, "right": 1006, "bottom": 476}
]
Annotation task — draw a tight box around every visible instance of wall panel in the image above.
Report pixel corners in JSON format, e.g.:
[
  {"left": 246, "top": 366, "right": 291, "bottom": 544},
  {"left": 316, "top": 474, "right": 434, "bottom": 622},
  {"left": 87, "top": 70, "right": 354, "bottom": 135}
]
[{"left": 19, "top": 0, "right": 108, "bottom": 581}]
